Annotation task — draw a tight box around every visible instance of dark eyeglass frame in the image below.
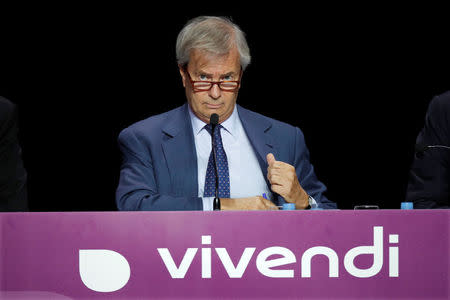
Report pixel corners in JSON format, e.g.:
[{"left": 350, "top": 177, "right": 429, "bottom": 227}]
[{"left": 183, "top": 66, "right": 243, "bottom": 93}]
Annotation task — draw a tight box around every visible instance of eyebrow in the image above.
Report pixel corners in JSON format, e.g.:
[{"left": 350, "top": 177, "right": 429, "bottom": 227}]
[{"left": 197, "top": 71, "right": 237, "bottom": 77}]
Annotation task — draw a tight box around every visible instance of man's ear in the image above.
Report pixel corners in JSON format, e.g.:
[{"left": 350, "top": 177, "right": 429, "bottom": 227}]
[{"left": 178, "top": 64, "right": 187, "bottom": 88}]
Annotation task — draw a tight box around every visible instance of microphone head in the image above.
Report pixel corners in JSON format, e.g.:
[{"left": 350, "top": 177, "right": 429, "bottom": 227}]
[{"left": 210, "top": 113, "right": 219, "bottom": 126}]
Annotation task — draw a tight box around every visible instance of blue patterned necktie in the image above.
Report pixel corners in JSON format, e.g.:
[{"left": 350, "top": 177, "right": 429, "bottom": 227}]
[{"left": 203, "top": 124, "right": 230, "bottom": 198}]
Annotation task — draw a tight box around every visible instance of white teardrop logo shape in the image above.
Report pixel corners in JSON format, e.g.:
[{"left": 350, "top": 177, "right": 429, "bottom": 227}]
[{"left": 79, "top": 249, "right": 131, "bottom": 292}]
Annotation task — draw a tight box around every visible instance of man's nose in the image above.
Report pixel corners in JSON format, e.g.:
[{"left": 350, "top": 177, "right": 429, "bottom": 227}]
[{"left": 208, "top": 83, "right": 221, "bottom": 99}]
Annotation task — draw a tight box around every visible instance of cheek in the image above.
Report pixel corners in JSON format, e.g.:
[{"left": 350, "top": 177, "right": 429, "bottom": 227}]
[
  {"left": 225, "top": 94, "right": 238, "bottom": 107},
  {"left": 191, "top": 94, "right": 202, "bottom": 105},
  {"left": 188, "top": 94, "right": 205, "bottom": 111}
]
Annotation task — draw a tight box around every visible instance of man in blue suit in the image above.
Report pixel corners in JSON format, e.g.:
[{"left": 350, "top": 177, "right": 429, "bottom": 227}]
[{"left": 116, "top": 16, "right": 337, "bottom": 211}]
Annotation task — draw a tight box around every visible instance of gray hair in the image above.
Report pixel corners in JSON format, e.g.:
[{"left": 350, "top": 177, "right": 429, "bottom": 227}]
[{"left": 176, "top": 16, "right": 251, "bottom": 70}]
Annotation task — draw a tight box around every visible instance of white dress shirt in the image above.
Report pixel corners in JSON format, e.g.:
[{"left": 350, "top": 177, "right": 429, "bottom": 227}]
[{"left": 188, "top": 105, "right": 272, "bottom": 211}]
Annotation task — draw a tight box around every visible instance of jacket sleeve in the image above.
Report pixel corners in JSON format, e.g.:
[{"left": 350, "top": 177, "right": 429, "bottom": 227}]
[{"left": 115, "top": 127, "right": 203, "bottom": 211}]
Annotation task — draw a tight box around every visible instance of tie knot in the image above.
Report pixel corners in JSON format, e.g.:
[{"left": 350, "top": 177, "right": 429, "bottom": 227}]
[{"left": 205, "top": 124, "right": 221, "bottom": 136}]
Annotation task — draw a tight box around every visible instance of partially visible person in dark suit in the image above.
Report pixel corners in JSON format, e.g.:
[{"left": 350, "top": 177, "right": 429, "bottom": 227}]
[
  {"left": 406, "top": 90, "right": 450, "bottom": 209},
  {"left": 0, "top": 96, "right": 28, "bottom": 211}
]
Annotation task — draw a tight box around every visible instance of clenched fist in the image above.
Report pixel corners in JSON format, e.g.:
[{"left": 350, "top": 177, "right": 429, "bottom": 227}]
[{"left": 267, "top": 153, "right": 309, "bottom": 209}]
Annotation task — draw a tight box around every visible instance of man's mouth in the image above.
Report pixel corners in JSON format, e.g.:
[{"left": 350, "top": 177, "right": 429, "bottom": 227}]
[{"left": 205, "top": 103, "right": 223, "bottom": 109}]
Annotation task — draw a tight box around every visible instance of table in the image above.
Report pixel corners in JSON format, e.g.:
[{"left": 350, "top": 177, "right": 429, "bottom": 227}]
[{"left": 0, "top": 210, "right": 448, "bottom": 299}]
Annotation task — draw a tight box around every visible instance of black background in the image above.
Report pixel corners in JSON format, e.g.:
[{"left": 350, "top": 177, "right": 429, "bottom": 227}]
[{"left": 1, "top": 4, "right": 449, "bottom": 211}]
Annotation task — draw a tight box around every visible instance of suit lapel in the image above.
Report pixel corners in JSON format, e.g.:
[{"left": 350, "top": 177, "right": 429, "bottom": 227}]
[
  {"left": 237, "top": 105, "right": 277, "bottom": 188},
  {"left": 161, "top": 104, "right": 198, "bottom": 197}
]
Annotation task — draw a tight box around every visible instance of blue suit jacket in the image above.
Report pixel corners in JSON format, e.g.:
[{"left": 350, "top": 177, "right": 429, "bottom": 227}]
[{"left": 116, "top": 103, "right": 336, "bottom": 210}]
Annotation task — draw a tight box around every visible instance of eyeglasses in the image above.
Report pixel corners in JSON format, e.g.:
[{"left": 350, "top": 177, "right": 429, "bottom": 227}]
[{"left": 184, "top": 68, "right": 242, "bottom": 92}]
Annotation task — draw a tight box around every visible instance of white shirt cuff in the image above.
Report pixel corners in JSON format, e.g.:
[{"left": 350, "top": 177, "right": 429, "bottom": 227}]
[
  {"left": 202, "top": 197, "right": 215, "bottom": 211},
  {"left": 308, "top": 195, "right": 318, "bottom": 209}
]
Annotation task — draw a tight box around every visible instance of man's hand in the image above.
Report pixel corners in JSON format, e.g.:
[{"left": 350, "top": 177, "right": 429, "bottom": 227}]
[
  {"left": 266, "top": 153, "right": 309, "bottom": 209},
  {"left": 221, "top": 196, "right": 279, "bottom": 210}
]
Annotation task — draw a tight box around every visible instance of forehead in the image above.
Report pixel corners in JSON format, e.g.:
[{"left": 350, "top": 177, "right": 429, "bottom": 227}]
[{"left": 188, "top": 48, "right": 241, "bottom": 74}]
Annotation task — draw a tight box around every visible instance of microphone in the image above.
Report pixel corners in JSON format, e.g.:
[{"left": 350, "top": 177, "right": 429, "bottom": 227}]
[{"left": 209, "top": 113, "right": 221, "bottom": 210}]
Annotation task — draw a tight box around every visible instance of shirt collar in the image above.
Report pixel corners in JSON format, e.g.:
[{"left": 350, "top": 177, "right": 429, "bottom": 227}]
[{"left": 188, "top": 104, "right": 239, "bottom": 138}]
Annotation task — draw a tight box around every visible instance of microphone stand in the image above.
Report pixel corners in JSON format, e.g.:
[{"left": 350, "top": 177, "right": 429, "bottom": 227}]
[
  {"left": 211, "top": 123, "right": 219, "bottom": 200},
  {"left": 210, "top": 114, "right": 220, "bottom": 210}
]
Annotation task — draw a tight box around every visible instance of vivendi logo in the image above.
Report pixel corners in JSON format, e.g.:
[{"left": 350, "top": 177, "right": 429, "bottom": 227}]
[{"left": 79, "top": 226, "right": 399, "bottom": 292}]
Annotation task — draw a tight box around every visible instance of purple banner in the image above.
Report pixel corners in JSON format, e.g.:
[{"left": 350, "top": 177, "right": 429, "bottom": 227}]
[{"left": 0, "top": 210, "right": 449, "bottom": 299}]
